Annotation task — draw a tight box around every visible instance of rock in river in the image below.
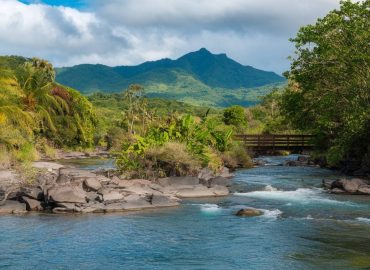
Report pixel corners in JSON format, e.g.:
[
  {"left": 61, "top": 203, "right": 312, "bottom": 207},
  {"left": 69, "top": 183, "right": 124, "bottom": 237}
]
[
  {"left": 22, "top": 196, "right": 43, "bottom": 211},
  {"left": 83, "top": 178, "right": 102, "bottom": 192},
  {"left": 235, "top": 208, "right": 263, "bottom": 217},
  {"left": 0, "top": 200, "right": 27, "bottom": 214},
  {"left": 47, "top": 186, "right": 87, "bottom": 204}
]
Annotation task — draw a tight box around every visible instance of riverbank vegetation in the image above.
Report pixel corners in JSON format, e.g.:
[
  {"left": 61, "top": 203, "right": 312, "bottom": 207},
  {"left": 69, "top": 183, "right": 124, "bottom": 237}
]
[
  {"left": 0, "top": 58, "right": 256, "bottom": 179},
  {"left": 280, "top": 0, "right": 370, "bottom": 174},
  {"left": 0, "top": 56, "right": 96, "bottom": 169},
  {"left": 0, "top": 1, "right": 368, "bottom": 177}
]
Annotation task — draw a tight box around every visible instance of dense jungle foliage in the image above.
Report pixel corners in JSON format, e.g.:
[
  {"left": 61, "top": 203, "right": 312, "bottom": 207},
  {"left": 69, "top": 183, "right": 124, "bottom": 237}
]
[
  {"left": 94, "top": 85, "right": 255, "bottom": 178},
  {"left": 0, "top": 56, "right": 96, "bottom": 167},
  {"left": 0, "top": 58, "right": 267, "bottom": 177}
]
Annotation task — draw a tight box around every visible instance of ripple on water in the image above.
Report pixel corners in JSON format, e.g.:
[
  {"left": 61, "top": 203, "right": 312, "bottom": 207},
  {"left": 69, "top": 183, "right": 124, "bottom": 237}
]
[{"left": 234, "top": 187, "right": 358, "bottom": 207}]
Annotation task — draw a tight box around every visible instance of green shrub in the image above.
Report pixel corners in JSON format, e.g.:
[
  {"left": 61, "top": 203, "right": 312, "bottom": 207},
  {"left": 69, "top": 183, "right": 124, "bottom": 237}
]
[
  {"left": 145, "top": 142, "right": 201, "bottom": 177},
  {"left": 14, "top": 142, "right": 39, "bottom": 163},
  {"left": 223, "top": 105, "right": 247, "bottom": 128},
  {"left": 203, "top": 146, "right": 223, "bottom": 173},
  {"left": 222, "top": 142, "right": 253, "bottom": 169}
]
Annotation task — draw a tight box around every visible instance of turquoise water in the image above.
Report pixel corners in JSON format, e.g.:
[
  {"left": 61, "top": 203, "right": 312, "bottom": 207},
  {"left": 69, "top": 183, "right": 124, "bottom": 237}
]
[{"left": 1, "top": 156, "right": 370, "bottom": 270}]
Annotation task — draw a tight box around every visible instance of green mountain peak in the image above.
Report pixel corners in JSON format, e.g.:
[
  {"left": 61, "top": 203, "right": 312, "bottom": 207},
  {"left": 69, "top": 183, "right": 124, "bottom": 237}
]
[{"left": 55, "top": 48, "right": 285, "bottom": 107}]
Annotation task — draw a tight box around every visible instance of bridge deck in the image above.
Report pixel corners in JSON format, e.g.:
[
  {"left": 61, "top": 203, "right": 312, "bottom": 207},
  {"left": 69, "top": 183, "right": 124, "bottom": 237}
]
[{"left": 234, "top": 134, "right": 315, "bottom": 152}]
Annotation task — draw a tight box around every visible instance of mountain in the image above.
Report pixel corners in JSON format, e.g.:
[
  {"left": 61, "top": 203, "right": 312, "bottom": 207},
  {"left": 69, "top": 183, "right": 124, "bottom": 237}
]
[{"left": 55, "top": 48, "right": 285, "bottom": 107}]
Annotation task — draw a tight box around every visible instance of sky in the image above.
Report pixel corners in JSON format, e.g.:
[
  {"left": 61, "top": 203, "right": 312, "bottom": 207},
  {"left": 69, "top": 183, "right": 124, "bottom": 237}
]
[{"left": 0, "top": 0, "right": 340, "bottom": 74}]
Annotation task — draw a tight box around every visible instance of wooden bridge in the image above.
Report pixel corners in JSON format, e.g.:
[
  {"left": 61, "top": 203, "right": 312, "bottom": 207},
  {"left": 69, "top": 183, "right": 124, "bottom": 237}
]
[{"left": 234, "top": 134, "right": 315, "bottom": 153}]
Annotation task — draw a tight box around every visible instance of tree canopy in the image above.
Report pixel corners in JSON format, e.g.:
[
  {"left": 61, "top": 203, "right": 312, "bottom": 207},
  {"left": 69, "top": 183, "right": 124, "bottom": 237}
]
[{"left": 282, "top": 0, "right": 370, "bottom": 169}]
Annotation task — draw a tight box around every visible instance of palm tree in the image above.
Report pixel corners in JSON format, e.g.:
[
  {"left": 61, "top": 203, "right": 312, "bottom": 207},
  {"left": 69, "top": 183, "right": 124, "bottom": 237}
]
[{"left": 13, "top": 59, "right": 69, "bottom": 133}]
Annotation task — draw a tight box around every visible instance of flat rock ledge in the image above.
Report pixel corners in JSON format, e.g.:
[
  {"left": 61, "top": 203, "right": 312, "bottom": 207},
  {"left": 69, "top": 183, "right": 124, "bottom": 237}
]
[
  {"left": 0, "top": 162, "right": 232, "bottom": 215},
  {"left": 323, "top": 178, "right": 370, "bottom": 195}
]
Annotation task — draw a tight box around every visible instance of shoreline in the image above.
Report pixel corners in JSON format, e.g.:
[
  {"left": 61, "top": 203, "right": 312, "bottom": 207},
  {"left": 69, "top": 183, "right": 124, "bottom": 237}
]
[
  {"left": 2, "top": 154, "right": 370, "bottom": 215},
  {"left": 0, "top": 160, "right": 233, "bottom": 215}
]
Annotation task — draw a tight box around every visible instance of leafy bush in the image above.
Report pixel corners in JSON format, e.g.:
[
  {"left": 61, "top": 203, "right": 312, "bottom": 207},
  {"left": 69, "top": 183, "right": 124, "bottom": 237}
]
[
  {"left": 223, "top": 105, "right": 247, "bottom": 128},
  {"left": 115, "top": 113, "right": 236, "bottom": 178},
  {"left": 221, "top": 142, "right": 253, "bottom": 169},
  {"left": 14, "top": 142, "right": 39, "bottom": 163},
  {"left": 145, "top": 142, "right": 201, "bottom": 177}
]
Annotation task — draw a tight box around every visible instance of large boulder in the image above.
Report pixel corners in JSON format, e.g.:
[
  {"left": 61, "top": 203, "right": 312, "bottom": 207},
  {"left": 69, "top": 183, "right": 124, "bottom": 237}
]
[
  {"left": 198, "top": 168, "right": 215, "bottom": 182},
  {"left": 358, "top": 185, "right": 370, "bottom": 195},
  {"left": 157, "top": 176, "right": 199, "bottom": 187},
  {"left": 22, "top": 197, "right": 43, "bottom": 211},
  {"left": 235, "top": 208, "right": 263, "bottom": 217},
  {"left": 329, "top": 178, "right": 370, "bottom": 194},
  {"left": 83, "top": 178, "right": 102, "bottom": 192},
  {"left": 150, "top": 195, "right": 180, "bottom": 207},
  {"left": 100, "top": 189, "right": 124, "bottom": 202},
  {"left": 32, "top": 162, "right": 64, "bottom": 171},
  {"left": 57, "top": 168, "right": 97, "bottom": 184},
  {"left": 38, "top": 171, "right": 59, "bottom": 186},
  {"left": 220, "top": 167, "right": 234, "bottom": 178},
  {"left": 342, "top": 178, "right": 367, "bottom": 193},
  {"left": 331, "top": 178, "right": 367, "bottom": 194},
  {"left": 0, "top": 200, "right": 27, "bottom": 214},
  {"left": 209, "top": 177, "right": 231, "bottom": 187},
  {"left": 103, "top": 195, "right": 152, "bottom": 212},
  {"left": 95, "top": 175, "right": 111, "bottom": 185},
  {"left": 47, "top": 186, "right": 87, "bottom": 204},
  {"left": 121, "top": 194, "right": 152, "bottom": 210},
  {"left": 209, "top": 185, "right": 229, "bottom": 196},
  {"left": 85, "top": 192, "right": 102, "bottom": 203},
  {"left": 175, "top": 185, "right": 217, "bottom": 198}
]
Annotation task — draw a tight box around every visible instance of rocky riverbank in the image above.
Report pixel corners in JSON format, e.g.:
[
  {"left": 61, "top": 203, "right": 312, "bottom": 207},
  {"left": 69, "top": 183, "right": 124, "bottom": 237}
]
[
  {"left": 323, "top": 178, "right": 370, "bottom": 195},
  {"left": 0, "top": 162, "right": 232, "bottom": 215}
]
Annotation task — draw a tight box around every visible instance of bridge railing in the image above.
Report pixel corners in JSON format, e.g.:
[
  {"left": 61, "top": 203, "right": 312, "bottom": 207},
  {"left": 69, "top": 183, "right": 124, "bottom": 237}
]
[{"left": 233, "top": 134, "right": 315, "bottom": 150}]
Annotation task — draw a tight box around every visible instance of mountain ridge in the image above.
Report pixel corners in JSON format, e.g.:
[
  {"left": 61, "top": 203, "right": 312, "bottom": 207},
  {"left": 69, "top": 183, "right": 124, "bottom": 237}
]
[{"left": 55, "top": 48, "right": 286, "bottom": 107}]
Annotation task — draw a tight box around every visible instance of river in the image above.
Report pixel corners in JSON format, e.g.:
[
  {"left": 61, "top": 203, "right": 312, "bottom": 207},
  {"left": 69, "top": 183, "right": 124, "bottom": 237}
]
[{"left": 1, "top": 155, "right": 370, "bottom": 269}]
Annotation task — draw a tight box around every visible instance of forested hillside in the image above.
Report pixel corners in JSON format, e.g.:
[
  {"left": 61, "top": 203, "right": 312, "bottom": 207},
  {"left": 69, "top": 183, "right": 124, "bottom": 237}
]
[{"left": 56, "top": 48, "right": 285, "bottom": 107}]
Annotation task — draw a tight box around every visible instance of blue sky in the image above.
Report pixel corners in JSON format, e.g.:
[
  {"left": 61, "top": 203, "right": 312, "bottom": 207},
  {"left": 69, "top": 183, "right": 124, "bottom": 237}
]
[
  {"left": 19, "top": 0, "right": 86, "bottom": 8},
  {"left": 1, "top": 0, "right": 340, "bottom": 73}
]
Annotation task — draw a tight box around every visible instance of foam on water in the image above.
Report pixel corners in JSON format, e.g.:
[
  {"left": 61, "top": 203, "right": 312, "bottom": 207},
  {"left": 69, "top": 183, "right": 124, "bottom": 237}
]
[
  {"left": 356, "top": 217, "right": 370, "bottom": 225},
  {"left": 198, "top": 204, "right": 221, "bottom": 213},
  {"left": 264, "top": 185, "right": 278, "bottom": 192},
  {"left": 234, "top": 187, "right": 355, "bottom": 206},
  {"left": 260, "top": 209, "right": 283, "bottom": 219}
]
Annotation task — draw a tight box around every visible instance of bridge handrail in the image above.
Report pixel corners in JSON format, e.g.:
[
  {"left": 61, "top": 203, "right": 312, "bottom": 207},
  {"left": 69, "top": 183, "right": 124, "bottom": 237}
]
[{"left": 233, "top": 134, "right": 315, "bottom": 151}]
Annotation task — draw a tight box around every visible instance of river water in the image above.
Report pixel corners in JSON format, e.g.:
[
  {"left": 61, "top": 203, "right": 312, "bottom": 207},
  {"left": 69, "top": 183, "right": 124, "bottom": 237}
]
[{"left": 1, "top": 156, "right": 370, "bottom": 270}]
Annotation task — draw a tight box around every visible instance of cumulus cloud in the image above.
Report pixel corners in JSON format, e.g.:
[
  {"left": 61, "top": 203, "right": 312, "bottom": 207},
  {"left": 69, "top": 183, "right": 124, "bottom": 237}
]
[{"left": 0, "top": 0, "right": 340, "bottom": 73}]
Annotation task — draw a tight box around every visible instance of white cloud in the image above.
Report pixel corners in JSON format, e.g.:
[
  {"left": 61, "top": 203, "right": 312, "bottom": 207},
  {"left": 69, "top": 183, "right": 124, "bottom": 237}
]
[{"left": 0, "top": 0, "right": 340, "bottom": 73}]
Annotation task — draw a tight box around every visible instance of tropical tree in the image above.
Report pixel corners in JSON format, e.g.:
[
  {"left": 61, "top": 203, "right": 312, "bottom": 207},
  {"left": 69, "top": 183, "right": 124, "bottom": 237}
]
[
  {"left": 14, "top": 58, "right": 68, "bottom": 133},
  {"left": 282, "top": 0, "right": 370, "bottom": 167},
  {"left": 123, "top": 84, "right": 146, "bottom": 134}
]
